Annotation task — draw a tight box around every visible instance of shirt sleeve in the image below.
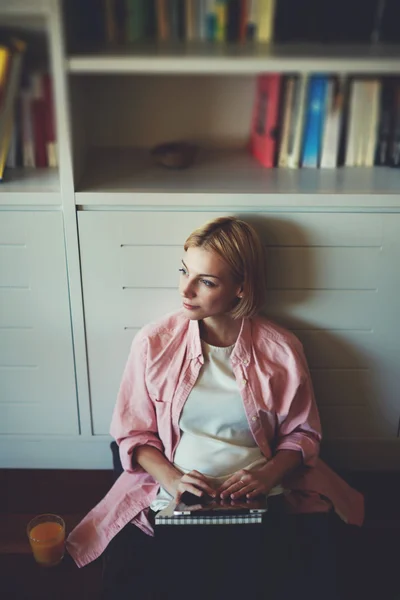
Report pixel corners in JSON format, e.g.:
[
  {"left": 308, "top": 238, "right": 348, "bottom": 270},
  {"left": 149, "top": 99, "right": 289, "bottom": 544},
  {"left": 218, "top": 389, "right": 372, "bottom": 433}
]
[
  {"left": 275, "top": 339, "right": 322, "bottom": 466},
  {"left": 109, "top": 331, "right": 164, "bottom": 472}
]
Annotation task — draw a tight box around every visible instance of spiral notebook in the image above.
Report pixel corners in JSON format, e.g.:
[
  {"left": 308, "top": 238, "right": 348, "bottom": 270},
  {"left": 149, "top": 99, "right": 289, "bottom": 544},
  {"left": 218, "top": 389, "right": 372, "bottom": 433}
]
[{"left": 155, "top": 497, "right": 267, "bottom": 526}]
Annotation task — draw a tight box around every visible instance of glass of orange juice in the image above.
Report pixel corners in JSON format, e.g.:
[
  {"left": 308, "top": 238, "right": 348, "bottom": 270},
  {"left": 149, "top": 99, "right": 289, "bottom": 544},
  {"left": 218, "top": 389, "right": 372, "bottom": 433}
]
[{"left": 27, "top": 514, "right": 65, "bottom": 567}]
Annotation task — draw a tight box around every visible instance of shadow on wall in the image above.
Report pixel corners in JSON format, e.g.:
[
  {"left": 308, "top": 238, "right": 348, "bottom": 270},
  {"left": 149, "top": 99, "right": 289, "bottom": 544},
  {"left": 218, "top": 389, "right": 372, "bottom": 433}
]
[{"left": 239, "top": 213, "right": 387, "bottom": 462}]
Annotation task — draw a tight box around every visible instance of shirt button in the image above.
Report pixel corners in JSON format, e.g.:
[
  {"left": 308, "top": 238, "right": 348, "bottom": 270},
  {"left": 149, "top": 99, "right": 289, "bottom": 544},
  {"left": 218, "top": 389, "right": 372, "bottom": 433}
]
[
  {"left": 242, "top": 379, "right": 247, "bottom": 386},
  {"left": 243, "top": 359, "right": 249, "bottom": 366},
  {"left": 252, "top": 416, "right": 257, "bottom": 422}
]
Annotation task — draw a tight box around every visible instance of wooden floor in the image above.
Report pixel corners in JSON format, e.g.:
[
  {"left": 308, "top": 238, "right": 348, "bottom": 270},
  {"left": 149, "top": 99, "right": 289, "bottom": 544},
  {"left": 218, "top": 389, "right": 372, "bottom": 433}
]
[{"left": 1, "top": 469, "right": 400, "bottom": 600}]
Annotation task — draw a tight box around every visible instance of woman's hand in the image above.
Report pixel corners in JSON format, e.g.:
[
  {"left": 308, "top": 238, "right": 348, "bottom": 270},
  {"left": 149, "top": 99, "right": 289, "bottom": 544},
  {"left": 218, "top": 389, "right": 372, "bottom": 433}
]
[
  {"left": 170, "top": 470, "right": 217, "bottom": 503},
  {"left": 217, "top": 466, "right": 275, "bottom": 501}
]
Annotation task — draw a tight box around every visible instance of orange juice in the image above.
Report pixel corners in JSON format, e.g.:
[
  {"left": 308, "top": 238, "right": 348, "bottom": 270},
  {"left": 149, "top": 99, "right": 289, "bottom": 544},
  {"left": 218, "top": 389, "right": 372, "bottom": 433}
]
[{"left": 27, "top": 515, "right": 65, "bottom": 567}]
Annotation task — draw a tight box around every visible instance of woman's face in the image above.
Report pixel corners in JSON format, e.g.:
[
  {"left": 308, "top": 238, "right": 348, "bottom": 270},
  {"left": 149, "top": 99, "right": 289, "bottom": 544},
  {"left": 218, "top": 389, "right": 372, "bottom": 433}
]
[{"left": 179, "top": 246, "right": 242, "bottom": 320}]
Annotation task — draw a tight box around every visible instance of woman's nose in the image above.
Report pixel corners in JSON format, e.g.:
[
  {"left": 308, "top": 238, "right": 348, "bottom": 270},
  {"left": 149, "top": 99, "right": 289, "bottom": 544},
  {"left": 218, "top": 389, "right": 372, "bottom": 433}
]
[{"left": 181, "top": 279, "right": 196, "bottom": 298}]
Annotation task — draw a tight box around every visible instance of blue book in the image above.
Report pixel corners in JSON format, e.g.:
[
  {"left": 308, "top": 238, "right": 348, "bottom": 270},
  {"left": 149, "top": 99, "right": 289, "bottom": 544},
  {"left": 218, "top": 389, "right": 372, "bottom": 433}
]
[{"left": 301, "top": 76, "right": 329, "bottom": 168}]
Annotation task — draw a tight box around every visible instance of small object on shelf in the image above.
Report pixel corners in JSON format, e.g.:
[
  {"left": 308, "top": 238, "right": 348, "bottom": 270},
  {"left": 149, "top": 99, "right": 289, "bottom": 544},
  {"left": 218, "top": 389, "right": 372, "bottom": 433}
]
[{"left": 151, "top": 141, "right": 197, "bottom": 169}]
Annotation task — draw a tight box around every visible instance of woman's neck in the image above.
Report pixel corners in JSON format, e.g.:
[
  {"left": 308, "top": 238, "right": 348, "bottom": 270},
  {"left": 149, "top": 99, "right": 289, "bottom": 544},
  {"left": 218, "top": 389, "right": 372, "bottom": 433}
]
[{"left": 199, "top": 315, "right": 242, "bottom": 348}]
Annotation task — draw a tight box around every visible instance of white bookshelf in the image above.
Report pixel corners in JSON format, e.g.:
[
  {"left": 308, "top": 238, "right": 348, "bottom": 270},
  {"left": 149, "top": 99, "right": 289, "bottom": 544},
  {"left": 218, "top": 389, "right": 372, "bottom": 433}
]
[
  {"left": 1, "top": 0, "right": 400, "bottom": 469},
  {"left": 68, "top": 42, "right": 400, "bottom": 75},
  {"left": 76, "top": 147, "right": 400, "bottom": 208},
  {"left": 0, "top": 168, "right": 60, "bottom": 205}
]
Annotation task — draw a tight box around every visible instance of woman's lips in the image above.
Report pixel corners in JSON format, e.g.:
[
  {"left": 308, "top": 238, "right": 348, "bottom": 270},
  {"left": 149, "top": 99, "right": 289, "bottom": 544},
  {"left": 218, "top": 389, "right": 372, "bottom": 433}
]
[{"left": 183, "top": 302, "right": 198, "bottom": 310}]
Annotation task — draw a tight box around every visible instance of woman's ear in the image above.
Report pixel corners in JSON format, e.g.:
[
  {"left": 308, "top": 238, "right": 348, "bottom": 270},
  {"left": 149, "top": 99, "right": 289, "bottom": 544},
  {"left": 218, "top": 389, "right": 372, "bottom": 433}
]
[{"left": 236, "top": 284, "right": 244, "bottom": 299}]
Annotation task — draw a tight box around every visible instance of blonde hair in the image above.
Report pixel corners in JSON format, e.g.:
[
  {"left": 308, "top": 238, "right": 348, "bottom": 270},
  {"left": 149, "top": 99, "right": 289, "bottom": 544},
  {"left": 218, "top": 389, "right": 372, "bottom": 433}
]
[{"left": 184, "top": 216, "right": 266, "bottom": 319}]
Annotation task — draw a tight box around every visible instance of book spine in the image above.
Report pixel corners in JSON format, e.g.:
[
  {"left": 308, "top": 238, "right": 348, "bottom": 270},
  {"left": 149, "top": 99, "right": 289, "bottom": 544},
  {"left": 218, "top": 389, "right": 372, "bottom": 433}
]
[
  {"left": 390, "top": 83, "right": 400, "bottom": 167},
  {"left": 365, "top": 80, "right": 381, "bottom": 167},
  {"left": 375, "top": 79, "right": 393, "bottom": 166},
  {"left": 197, "top": 0, "right": 207, "bottom": 40},
  {"left": 43, "top": 73, "right": 57, "bottom": 168},
  {"left": 0, "top": 39, "right": 26, "bottom": 180},
  {"left": 257, "top": 0, "right": 275, "bottom": 42},
  {"left": 287, "top": 74, "right": 308, "bottom": 169},
  {"left": 320, "top": 77, "right": 345, "bottom": 169},
  {"left": 227, "top": 0, "right": 240, "bottom": 42},
  {"left": 238, "top": 0, "right": 248, "bottom": 42},
  {"left": 5, "top": 112, "right": 17, "bottom": 168},
  {"left": 157, "top": 0, "right": 170, "bottom": 41},
  {"left": 345, "top": 80, "right": 361, "bottom": 167},
  {"left": 185, "top": 0, "right": 196, "bottom": 40},
  {"left": 215, "top": 0, "right": 228, "bottom": 41},
  {"left": 20, "top": 89, "right": 35, "bottom": 167},
  {"left": 31, "top": 98, "right": 47, "bottom": 168},
  {"left": 246, "top": 0, "right": 257, "bottom": 40},
  {"left": 104, "top": 0, "right": 117, "bottom": 43},
  {"left": 205, "top": 0, "right": 216, "bottom": 40},
  {"left": 301, "top": 75, "right": 328, "bottom": 168},
  {"left": 250, "top": 73, "right": 281, "bottom": 168},
  {"left": 278, "top": 76, "right": 295, "bottom": 168}
]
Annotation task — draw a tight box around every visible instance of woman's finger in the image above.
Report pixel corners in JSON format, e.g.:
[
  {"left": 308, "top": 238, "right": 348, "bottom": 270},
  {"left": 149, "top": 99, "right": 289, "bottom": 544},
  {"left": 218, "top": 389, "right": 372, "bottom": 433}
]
[
  {"left": 176, "top": 483, "right": 205, "bottom": 503},
  {"left": 181, "top": 473, "right": 216, "bottom": 497},
  {"left": 220, "top": 479, "right": 250, "bottom": 499},
  {"left": 245, "top": 488, "right": 265, "bottom": 499},
  {"left": 231, "top": 484, "right": 256, "bottom": 499}
]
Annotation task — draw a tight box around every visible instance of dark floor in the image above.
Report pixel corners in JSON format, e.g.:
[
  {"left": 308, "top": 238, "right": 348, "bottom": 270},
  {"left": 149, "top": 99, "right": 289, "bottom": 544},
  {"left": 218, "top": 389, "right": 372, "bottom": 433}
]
[{"left": 1, "top": 469, "right": 400, "bottom": 600}]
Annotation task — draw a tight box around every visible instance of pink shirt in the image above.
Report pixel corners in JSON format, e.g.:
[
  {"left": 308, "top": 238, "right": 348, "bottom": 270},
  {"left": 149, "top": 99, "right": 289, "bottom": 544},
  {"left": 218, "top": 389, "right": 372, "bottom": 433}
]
[{"left": 67, "top": 311, "right": 364, "bottom": 568}]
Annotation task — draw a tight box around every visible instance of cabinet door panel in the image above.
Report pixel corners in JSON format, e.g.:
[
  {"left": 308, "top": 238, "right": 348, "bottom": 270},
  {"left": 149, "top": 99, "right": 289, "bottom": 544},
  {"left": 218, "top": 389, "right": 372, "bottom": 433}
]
[{"left": 0, "top": 213, "right": 78, "bottom": 435}]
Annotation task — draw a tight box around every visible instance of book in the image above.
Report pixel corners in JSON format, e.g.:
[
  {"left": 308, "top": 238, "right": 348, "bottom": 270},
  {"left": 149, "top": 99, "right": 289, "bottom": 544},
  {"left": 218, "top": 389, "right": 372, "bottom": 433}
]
[
  {"left": 364, "top": 79, "right": 381, "bottom": 167},
  {"left": 215, "top": 0, "right": 228, "bottom": 41},
  {"left": 278, "top": 76, "right": 296, "bottom": 168},
  {"left": 43, "top": 74, "right": 57, "bottom": 168},
  {"left": 320, "top": 77, "right": 346, "bottom": 169},
  {"left": 390, "top": 82, "right": 400, "bottom": 167},
  {"left": 20, "top": 87, "right": 35, "bottom": 167},
  {"left": 227, "top": 0, "right": 241, "bottom": 43},
  {"left": 0, "top": 38, "right": 26, "bottom": 181},
  {"left": 257, "top": 0, "right": 275, "bottom": 43},
  {"left": 126, "top": 0, "right": 145, "bottom": 43},
  {"left": 197, "top": 0, "right": 207, "bottom": 40},
  {"left": 156, "top": 0, "right": 170, "bottom": 41},
  {"left": 0, "top": 45, "right": 11, "bottom": 108},
  {"left": 185, "top": 0, "right": 196, "bottom": 40},
  {"left": 301, "top": 75, "right": 328, "bottom": 168},
  {"left": 345, "top": 80, "right": 363, "bottom": 167},
  {"left": 238, "top": 0, "right": 248, "bottom": 43},
  {"left": 104, "top": 0, "right": 118, "bottom": 44},
  {"left": 246, "top": 0, "right": 257, "bottom": 40},
  {"left": 287, "top": 74, "right": 308, "bottom": 169},
  {"left": 375, "top": 79, "right": 394, "bottom": 166},
  {"left": 250, "top": 73, "right": 282, "bottom": 168},
  {"left": 205, "top": 0, "right": 217, "bottom": 40}
]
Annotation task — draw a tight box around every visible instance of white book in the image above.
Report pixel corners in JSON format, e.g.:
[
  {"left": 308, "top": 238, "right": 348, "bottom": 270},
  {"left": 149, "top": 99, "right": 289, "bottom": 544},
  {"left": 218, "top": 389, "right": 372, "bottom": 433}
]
[
  {"left": 365, "top": 80, "right": 381, "bottom": 167},
  {"left": 320, "top": 77, "right": 345, "bottom": 169},
  {"left": 345, "top": 80, "right": 362, "bottom": 167},
  {"left": 287, "top": 74, "right": 308, "bottom": 169}
]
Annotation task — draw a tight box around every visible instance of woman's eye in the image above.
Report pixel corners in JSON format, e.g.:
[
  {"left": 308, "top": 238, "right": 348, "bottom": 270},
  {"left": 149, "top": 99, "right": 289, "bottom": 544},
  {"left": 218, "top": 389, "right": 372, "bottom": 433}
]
[{"left": 201, "top": 279, "right": 215, "bottom": 288}]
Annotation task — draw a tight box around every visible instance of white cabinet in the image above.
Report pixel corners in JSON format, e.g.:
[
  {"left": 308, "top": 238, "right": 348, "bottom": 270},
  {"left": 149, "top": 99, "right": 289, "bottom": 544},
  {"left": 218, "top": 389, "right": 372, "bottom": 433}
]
[
  {"left": 0, "top": 212, "right": 78, "bottom": 435},
  {"left": 79, "top": 211, "right": 400, "bottom": 460}
]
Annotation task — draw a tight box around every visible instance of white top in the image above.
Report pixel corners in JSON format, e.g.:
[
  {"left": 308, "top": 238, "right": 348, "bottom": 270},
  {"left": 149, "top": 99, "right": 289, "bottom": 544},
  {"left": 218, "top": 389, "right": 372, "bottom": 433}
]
[{"left": 151, "top": 340, "right": 282, "bottom": 512}]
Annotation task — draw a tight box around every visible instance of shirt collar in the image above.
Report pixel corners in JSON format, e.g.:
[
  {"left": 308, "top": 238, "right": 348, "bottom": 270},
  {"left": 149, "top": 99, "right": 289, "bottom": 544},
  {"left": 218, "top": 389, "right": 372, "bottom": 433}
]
[{"left": 187, "top": 317, "right": 252, "bottom": 365}]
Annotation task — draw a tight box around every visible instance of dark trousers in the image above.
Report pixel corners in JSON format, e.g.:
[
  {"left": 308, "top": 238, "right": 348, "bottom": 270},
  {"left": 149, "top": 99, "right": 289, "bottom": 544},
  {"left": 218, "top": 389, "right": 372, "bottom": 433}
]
[{"left": 101, "top": 501, "right": 355, "bottom": 600}]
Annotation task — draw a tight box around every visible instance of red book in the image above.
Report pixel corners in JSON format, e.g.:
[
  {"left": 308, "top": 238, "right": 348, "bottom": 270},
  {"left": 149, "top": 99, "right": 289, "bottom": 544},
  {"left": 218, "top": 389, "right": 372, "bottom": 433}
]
[
  {"left": 31, "top": 98, "right": 47, "bottom": 167},
  {"left": 250, "top": 74, "right": 282, "bottom": 168},
  {"left": 239, "top": 0, "right": 248, "bottom": 43}
]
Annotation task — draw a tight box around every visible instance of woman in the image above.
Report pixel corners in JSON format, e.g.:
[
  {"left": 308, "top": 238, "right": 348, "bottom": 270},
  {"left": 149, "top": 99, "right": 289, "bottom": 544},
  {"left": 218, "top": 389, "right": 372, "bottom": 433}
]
[{"left": 67, "top": 216, "right": 364, "bottom": 599}]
